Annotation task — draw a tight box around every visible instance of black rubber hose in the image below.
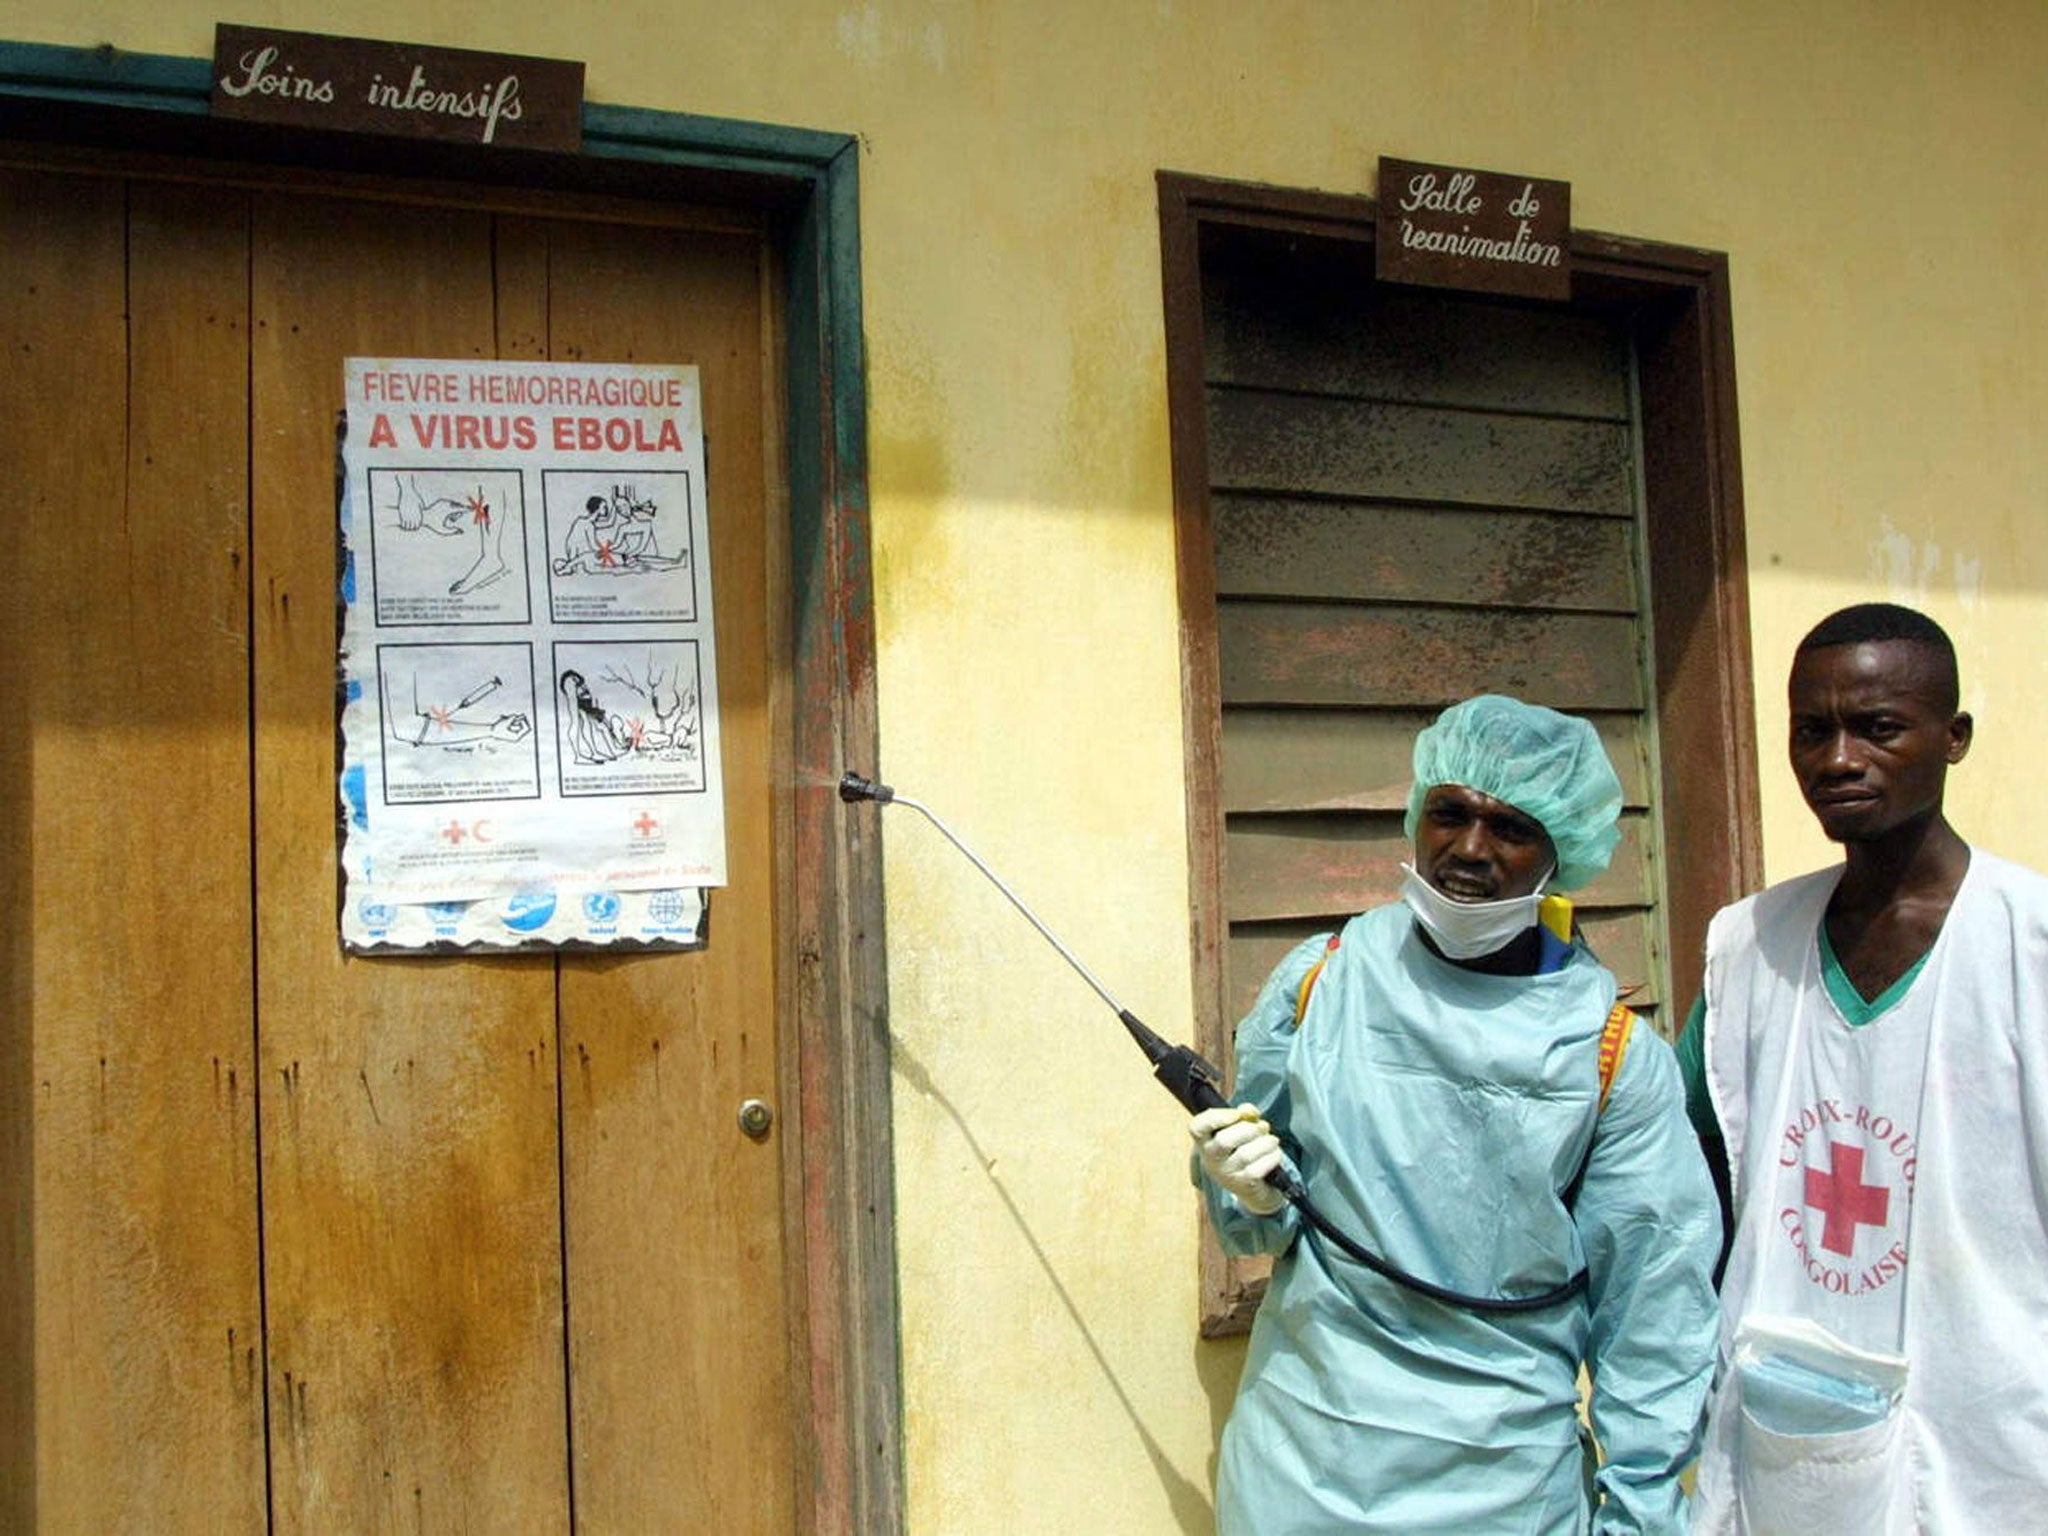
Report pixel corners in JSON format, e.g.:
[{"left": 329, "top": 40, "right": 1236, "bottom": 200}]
[
  {"left": 1170, "top": 1035, "right": 1586, "bottom": 1314},
  {"left": 1283, "top": 1182, "right": 1589, "bottom": 1315}
]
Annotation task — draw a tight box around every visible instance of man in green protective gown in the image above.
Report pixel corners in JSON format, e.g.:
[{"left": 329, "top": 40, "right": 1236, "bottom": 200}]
[{"left": 1193, "top": 695, "right": 1719, "bottom": 1534}]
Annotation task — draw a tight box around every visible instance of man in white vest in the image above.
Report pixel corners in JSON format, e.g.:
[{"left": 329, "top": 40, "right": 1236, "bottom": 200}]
[{"left": 1680, "top": 603, "right": 2048, "bottom": 1533}]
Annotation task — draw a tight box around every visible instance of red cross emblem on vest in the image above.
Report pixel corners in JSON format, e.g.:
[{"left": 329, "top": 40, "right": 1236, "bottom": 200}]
[{"left": 1804, "top": 1140, "right": 1891, "bottom": 1257}]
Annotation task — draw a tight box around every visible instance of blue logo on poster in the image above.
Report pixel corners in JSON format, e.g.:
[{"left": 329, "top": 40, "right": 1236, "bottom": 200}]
[
  {"left": 647, "top": 889, "right": 686, "bottom": 926},
  {"left": 583, "top": 891, "right": 621, "bottom": 923},
  {"left": 426, "top": 900, "right": 468, "bottom": 926},
  {"left": 502, "top": 891, "right": 557, "bottom": 932},
  {"left": 358, "top": 900, "right": 396, "bottom": 929},
  {"left": 341, "top": 764, "right": 369, "bottom": 830}
]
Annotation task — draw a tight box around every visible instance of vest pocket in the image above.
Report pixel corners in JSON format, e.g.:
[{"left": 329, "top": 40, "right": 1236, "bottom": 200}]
[
  {"left": 1728, "top": 1314, "right": 1912, "bottom": 1534},
  {"left": 1734, "top": 1396, "right": 1908, "bottom": 1535}
]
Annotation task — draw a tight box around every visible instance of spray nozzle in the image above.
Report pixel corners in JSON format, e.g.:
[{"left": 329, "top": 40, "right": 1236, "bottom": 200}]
[{"left": 838, "top": 771, "right": 895, "bottom": 804}]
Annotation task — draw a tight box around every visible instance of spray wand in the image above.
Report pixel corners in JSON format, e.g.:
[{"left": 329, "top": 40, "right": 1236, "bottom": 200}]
[
  {"left": 837, "top": 772, "right": 1259, "bottom": 1136},
  {"left": 838, "top": 769, "right": 1589, "bottom": 1316}
]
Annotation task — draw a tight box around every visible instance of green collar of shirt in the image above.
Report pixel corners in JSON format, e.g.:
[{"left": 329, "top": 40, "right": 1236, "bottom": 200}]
[
  {"left": 1817, "top": 921, "right": 1931, "bottom": 1027},
  {"left": 1678, "top": 921, "right": 1934, "bottom": 1141}
]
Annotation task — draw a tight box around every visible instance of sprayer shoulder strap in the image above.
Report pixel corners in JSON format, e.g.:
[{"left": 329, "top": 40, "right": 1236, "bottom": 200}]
[
  {"left": 1594, "top": 1001, "right": 1635, "bottom": 1112},
  {"left": 1559, "top": 1002, "right": 1638, "bottom": 1213},
  {"left": 1292, "top": 940, "right": 1636, "bottom": 1112},
  {"left": 1291, "top": 932, "right": 1343, "bottom": 1026}
]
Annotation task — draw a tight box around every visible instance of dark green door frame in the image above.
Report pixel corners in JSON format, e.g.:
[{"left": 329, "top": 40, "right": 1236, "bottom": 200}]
[{"left": 0, "top": 39, "right": 898, "bottom": 1535}]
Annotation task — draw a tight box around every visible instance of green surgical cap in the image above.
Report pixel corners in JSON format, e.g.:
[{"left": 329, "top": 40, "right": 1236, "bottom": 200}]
[{"left": 1402, "top": 695, "right": 1623, "bottom": 892}]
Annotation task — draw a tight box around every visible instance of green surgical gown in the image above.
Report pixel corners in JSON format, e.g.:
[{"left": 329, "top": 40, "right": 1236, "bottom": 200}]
[{"left": 1201, "top": 904, "right": 1719, "bottom": 1534}]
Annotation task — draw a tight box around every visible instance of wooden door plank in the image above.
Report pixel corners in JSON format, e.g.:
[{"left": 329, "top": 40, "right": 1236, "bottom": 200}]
[
  {"left": 0, "top": 169, "right": 268, "bottom": 1530},
  {"left": 0, "top": 161, "right": 123, "bottom": 1536},
  {"left": 1213, "top": 494, "right": 1639, "bottom": 612},
  {"left": 1225, "top": 812, "right": 1653, "bottom": 919},
  {"left": 0, "top": 170, "right": 30, "bottom": 1521},
  {"left": 1577, "top": 910, "right": 1663, "bottom": 1009},
  {"left": 547, "top": 220, "right": 795, "bottom": 1533},
  {"left": 249, "top": 192, "right": 568, "bottom": 1533},
  {"left": 1219, "top": 602, "right": 1644, "bottom": 709},
  {"left": 495, "top": 218, "right": 551, "bottom": 361},
  {"left": 1202, "top": 233, "right": 1631, "bottom": 417},
  {"left": 1207, "top": 390, "right": 1635, "bottom": 514},
  {"left": 1222, "top": 707, "right": 1652, "bottom": 813}
]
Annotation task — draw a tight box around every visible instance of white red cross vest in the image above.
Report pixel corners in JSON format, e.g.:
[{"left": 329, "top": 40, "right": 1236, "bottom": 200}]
[{"left": 1694, "top": 851, "right": 2048, "bottom": 1534}]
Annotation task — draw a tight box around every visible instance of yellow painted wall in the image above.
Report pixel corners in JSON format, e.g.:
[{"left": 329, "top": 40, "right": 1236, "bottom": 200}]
[{"left": 8, "top": 3, "right": 2047, "bottom": 1530}]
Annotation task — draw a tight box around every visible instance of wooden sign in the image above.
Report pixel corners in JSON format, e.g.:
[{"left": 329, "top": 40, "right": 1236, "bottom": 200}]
[
  {"left": 1375, "top": 157, "right": 1571, "bottom": 301},
  {"left": 211, "top": 25, "right": 584, "bottom": 152}
]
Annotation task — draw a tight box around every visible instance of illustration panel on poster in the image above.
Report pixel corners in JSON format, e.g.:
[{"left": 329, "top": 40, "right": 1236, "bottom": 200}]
[
  {"left": 542, "top": 470, "right": 698, "bottom": 622},
  {"left": 552, "top": 640, "right": 707, "bottom": 796},
  {"left": 366, "top": 467, "right": 531, "bottom": 626}
]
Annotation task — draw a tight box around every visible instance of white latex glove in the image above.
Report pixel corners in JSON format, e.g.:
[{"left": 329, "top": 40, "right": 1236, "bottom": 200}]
[{"left": 1190, "top": 1103, "right": 1288, "bottom": 1216}]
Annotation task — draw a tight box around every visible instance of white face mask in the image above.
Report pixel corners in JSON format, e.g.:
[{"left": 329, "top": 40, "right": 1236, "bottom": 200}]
[{"left": 1399, "top": 861, "right": 1549, "bottom": 960}]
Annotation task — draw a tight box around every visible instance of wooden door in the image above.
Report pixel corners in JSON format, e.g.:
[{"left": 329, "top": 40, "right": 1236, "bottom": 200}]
[
  {"left": 1, "top": 161, "right": 795, "bottom": 1532},
  {"left": 1201, "top": 238, "right": 1673, "bottom": 1026},
  {"left": 1179, "top": 219, "right": 1680, "bottom": 1335}
]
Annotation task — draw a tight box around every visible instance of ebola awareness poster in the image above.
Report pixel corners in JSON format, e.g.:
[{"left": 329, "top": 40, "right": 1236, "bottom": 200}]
[{"left": 336, "top": 357, "right": 726, "bottom": 952}]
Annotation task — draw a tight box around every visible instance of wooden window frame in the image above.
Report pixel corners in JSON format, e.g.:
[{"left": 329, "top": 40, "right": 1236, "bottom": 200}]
[
  {"left": 0, "top": 43, "right": 901, "bottom": 1534},
  {"left": 1157, "top": 170, "right": 1762, "bottom": 1334}
]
